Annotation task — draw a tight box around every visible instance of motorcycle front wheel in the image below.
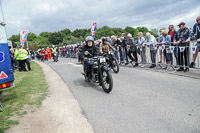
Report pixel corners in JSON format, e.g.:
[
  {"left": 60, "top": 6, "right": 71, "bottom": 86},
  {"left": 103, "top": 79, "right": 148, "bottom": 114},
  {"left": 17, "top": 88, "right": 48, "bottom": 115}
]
[
  {"left": 101, "top": 70, "right": 113, "bottom": 93},
  {"left": 111, "top": 58, "right": 119, "bottom": 73}
]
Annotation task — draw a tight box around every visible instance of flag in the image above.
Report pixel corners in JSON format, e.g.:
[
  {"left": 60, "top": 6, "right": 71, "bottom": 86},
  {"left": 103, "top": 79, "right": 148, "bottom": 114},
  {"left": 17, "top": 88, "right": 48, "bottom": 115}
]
[
  {"left": 20, "top": 30, "right": 30, "bottom": 45},
  {"left": 170, "top": 46, "right": 175, "bottom": 53},
  {"left": 179, "top": 47, "right": 185, "bottom": 52},
  {"left": 91, "top": 21, "right": 97, "bottom": 38},
  {"left": 191, "top": 46, "right": 197, "bottom": 54}
]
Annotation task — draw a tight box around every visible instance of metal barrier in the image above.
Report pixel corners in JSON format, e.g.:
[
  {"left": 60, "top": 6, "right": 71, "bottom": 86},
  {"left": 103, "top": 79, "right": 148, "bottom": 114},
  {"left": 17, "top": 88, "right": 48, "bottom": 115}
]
[{"left": 116, "top": 41, "right": 200, "bottom": 70}]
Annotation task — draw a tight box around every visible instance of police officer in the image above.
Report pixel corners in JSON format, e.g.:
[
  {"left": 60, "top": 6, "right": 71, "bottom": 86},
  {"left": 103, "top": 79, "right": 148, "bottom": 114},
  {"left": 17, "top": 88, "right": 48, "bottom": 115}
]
[
  {"left": 81, "top": 36, "right": 99, "bottom": 82},
  {"left": 16, "top": 45, "right": 31, "bottom": 71}
]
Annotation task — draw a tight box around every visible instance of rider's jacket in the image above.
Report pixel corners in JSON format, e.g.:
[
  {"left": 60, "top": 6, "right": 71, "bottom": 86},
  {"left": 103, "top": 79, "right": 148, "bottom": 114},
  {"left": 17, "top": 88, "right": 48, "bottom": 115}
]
[
  {"left": 81, "top": 44, "right": 99, "bottom": 58},
  {"left": 99, "top": 42, "right": 115, "bottom": 54},
  {"left": 52, "top": 48, "right": 56, "bottom": 53},
  {"left": 40, "top": 50, "right": 46, "bottom": 54}
]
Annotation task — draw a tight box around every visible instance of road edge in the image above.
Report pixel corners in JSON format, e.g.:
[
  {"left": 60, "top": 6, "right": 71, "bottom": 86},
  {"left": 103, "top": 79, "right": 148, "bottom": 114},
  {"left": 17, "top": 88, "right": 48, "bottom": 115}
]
[
  {"left": 35, "top": 60, "right": 94, "bottom": 133},
  {"left": 6, "top": 60, "right": 94, "bottom": 133}
]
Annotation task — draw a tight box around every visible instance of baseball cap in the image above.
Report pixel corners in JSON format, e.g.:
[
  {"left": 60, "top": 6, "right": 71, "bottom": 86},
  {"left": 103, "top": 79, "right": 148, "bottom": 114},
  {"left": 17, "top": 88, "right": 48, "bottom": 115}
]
[{"left": 177, "top": 22, "right": 185, "bottom": 27}]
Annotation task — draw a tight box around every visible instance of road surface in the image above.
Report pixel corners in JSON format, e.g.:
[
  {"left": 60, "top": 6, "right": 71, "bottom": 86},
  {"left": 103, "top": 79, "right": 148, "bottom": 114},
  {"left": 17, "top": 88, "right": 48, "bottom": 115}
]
[{"left": 46, "top": 57, "right": 200, "bottom": 133}]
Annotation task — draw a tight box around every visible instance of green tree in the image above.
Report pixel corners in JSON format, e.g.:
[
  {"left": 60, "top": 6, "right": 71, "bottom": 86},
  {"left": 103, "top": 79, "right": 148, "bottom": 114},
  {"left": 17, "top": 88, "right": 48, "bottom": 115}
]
[
  {"left": 9, "top": 34, "right": 20, "bottom": 43},
  {"left": 60, "top": 28, "right": 71, "bottom": 36},
  {"left": 39, "top": 32, "right": 50, "bottom": 38},
  {"left": 27, "top": 33, "right": 37, "bottom": 41},
  {"left": 95, "top": 26, "right": 115, "bottom": 39},
  {"left": 150, "top": 28, "right": 159, "bottom": 37},
  {"left": 111, "top": 28, "right": 125, "bottom": 37},
  {"left": 72, "top": 29, "right": 89, "bottom": 38},
  {"left": 48, "top": 32, "right": 63, "bottom": 45},
  {"left": 125, "top": 26, "right": 137, "bottom": 38},
  {"left": 63, "top": 35, "right": 82, "bottom": 45}
]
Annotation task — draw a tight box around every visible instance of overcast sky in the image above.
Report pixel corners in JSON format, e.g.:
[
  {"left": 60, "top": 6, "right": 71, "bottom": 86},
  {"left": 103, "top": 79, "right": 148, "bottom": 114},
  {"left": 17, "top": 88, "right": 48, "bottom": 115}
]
[{"left": 1, "top": 0, "right": 200, "bottom": 37}]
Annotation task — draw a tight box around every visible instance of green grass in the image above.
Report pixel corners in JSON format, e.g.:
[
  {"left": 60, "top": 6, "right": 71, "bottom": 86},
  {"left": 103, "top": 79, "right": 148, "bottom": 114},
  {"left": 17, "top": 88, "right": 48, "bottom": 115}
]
[{"left": 0, "top": 62, "right": 48, "bottom": 133}]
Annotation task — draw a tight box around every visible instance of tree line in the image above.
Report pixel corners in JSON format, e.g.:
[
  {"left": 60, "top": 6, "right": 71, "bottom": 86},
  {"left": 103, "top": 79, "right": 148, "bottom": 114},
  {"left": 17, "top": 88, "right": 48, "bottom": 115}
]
[{"left": 9, "top": 26, "right": 158, "bottom": 50}]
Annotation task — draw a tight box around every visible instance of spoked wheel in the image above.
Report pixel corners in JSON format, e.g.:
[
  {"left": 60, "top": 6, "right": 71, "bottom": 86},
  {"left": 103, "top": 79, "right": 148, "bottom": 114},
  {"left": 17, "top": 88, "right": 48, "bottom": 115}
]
[
  {"left": 101, "top": 70, "right": 113, "bottom": 93},
  {"left": 111, "top": 59, "right": 119, "bottom": 73}
]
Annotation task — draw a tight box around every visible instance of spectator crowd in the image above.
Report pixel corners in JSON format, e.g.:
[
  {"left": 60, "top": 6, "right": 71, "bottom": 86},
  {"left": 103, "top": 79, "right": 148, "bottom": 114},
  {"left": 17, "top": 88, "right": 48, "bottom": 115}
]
[{"left": 9, "top": 16, "right": 200, "bottom": 73}]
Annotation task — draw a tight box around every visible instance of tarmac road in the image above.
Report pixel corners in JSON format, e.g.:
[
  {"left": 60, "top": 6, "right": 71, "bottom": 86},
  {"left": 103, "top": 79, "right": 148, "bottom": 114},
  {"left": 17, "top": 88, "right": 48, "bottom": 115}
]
[{"left": 46, "top": 57, "right": 200, "bottom": 133}]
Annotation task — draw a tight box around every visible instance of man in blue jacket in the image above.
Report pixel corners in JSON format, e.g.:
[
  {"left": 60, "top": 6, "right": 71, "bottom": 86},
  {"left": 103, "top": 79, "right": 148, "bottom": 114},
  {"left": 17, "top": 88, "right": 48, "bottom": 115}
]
[{"left": 189, "top": 16, "right": 200, "bottom": 68}]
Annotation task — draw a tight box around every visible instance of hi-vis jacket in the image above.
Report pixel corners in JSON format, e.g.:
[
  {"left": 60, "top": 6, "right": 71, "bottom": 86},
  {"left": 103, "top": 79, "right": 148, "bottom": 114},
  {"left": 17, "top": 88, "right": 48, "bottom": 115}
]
[{"left": 15, "top": 48, "right": 28, "bottom": 60}]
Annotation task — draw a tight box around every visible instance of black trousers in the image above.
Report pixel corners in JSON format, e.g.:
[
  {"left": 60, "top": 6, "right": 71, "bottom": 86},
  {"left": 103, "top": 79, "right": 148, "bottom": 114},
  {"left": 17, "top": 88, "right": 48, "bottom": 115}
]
[
  {"left": 178, "top": 47, "right": 189, "bottom": 69},
  {"left": 22, "top": 59, "right": 31, "bottom": 71},
  {"left": 18, "top": 60, "right": 23, "bottom": 71},
  {"left": 128, "top": 50, "right": 138, "bottom": 64}
]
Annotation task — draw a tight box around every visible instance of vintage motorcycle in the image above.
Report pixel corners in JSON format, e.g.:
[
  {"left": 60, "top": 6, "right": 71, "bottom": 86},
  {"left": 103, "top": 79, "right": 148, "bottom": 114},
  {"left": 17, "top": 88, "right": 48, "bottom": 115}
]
[
  {"left": 53, "top": 52, "right": 58, "bottom": 62},
  {"left": 82, "top": 51, "right": 113, "bottom": 93},
  {"left": 104, "top": 51, "right": 120, "bottom": 73}
]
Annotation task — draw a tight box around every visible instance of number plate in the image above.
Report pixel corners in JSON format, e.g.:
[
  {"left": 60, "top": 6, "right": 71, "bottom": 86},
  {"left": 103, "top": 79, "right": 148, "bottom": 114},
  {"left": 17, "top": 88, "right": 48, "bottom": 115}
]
[{"left": 100, "top": 57, "right": 106, "bottom": 63}]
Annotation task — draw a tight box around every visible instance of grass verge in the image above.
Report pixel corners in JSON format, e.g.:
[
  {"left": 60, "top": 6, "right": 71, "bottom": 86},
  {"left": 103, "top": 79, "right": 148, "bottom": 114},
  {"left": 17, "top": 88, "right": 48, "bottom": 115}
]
[{"left": 0, "top": 61, "right": 48, "bottom": 133}]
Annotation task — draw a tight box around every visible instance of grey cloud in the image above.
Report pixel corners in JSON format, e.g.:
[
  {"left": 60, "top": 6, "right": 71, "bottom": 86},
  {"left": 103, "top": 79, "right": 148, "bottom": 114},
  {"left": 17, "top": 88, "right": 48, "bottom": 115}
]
[{"left": 1, "top": 0, "right": 200, "bottom": 37}]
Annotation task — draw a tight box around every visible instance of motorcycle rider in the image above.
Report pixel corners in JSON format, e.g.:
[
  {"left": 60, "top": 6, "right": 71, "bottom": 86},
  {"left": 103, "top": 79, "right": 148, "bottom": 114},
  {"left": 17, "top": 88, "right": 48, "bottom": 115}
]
[
  {"left": 81, "top": 36, "right": 99, "bottom": 82},
  {"left": 52, "top": 45, "right": 59, "bottom": 60},
  {"left": 40, "top": 48, "right": 46, "bottom": 60},
  {"left": 99, "top": 37, "right": 116, "bottom": 55},
  {"left": 52, "top": 45, "right": 56, "bottom": 58}
]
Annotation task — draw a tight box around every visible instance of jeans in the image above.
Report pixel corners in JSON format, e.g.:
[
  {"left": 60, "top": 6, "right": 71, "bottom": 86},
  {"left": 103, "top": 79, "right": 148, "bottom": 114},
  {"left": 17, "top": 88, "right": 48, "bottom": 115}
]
[
  {"left": 84, "top": 60, "right": 90, "bottom": 77},
  {"left": 62, "top": 51, "right": 65, "bottom": 57},
  {"left": 140, "top": 47, "right": 146, "bottom": 65},
  {"left": 114, "top": 50, "right": 119, "bottom": 62},
  {"left": 174, "top": 46, "right": 178, "bottom": 65},
  {"left": 163, "top": 50, "right": 172, "bottom": 64},
  {"left": 121, "top": 47, "right": 128, "bottom": 63},
  {"left": 150, "top": 50, "right": 156, "bottom": 66}
]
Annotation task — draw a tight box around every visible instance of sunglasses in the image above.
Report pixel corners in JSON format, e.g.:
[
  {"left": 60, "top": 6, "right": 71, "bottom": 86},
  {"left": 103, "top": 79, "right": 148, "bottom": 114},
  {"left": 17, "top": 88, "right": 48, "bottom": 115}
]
[{"left": 197, "top": 19, "right": 200, "bottom": 22}]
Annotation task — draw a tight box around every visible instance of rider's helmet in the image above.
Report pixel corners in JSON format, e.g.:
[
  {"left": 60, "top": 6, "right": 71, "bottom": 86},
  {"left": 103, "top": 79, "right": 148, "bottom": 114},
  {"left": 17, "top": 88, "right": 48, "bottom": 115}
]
[
  {"left": 52, "top": 45, "right": 55, "bottom": 48},
  {"left": 85, "top": 36, "right": 94, "bottom": 46},
  {"left": 102, "top": 37, "right": 107, "bottom": 44},
  {"left": 85, "top": 36, "right": 94, "bottom": 42},
  {"left": 42, "top": 48, "right": 44, "bottom": 50}
]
